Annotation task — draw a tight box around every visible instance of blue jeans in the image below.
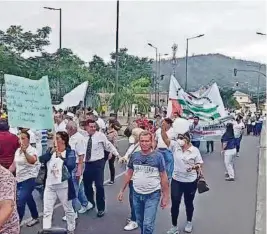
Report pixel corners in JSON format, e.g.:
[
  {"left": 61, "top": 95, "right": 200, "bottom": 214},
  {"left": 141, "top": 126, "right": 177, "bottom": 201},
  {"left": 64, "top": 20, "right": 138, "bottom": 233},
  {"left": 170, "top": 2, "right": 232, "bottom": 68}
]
[
  {"left": 192, "top": 141, "right": 200, "bottom": 149},
  {"left": 129, "top": 180, "right": 136, "bottom": 221},
  {"left": 235, "top": 136, "right": 242, "bottom": 153},
  {"left": 158, "top": 149, "right": 174, "bottom": 180},
  {"left": 17, "top": 178, "right": 39, "bottom": 222},
  {"left": 72, "top": 164, "right": 89, "bottom": 212},
  {"left": 133, "top": 190, "right": 161, "bottom": 234}
]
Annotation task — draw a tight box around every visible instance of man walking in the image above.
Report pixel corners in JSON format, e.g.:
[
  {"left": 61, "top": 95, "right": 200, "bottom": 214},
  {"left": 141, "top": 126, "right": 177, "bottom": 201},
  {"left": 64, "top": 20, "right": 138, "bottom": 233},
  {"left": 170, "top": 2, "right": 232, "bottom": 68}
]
[
  {"left": 118, "top": 131, "right": 169, "bottom": 234},
  {"left": 83, "top": 119, "right": 120, "bottom": 217},
  {"left": 63, "top": 121, "right": 93, "bottom": 221}
]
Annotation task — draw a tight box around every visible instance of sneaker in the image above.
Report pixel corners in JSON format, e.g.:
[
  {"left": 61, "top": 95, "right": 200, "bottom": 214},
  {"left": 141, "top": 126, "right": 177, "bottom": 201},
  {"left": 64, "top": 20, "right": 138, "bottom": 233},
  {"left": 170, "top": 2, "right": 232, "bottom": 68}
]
[
  {"left": 184, "top": 222, "right": 193, "bottom": 233},
  {"left": 124, "top": 221, "right": 138, "bottom": 231},
  {"left": 78, "top": 202, "right": 94, "bottom": 214},
  {"left": 236, "top": 152, "right": 239, "bottom": 157},
  {"left": 107, "top": 181, "right": 114, "bottom": 185},
  {"left": 62, "top": 213, "right": 78, "bottom": 221},
  {"left": 97, "top": 210, "right": 105, "bottom": 217},
  {"left": 26, "top": 218, "right": 39, "bottom": 227},
  {"left": 167, "top": 226, "right": 179, "bottom": 234},
  {"left": 67, "top": 231, "right": 74, "bottom": 234}
]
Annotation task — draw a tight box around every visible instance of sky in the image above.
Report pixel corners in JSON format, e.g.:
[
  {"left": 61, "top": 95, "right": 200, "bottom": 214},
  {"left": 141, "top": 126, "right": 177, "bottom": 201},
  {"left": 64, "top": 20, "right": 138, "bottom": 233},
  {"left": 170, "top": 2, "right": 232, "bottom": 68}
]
[{"left": 0, "top": 0, "right": 266, "bottom": 63}]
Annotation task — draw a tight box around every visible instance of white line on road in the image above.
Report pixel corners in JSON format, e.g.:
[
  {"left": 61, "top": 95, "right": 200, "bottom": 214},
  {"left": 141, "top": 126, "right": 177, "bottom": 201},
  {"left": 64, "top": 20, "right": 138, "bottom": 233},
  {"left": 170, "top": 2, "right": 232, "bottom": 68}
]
[{"left": 21, "top": 171, "right": 126, "bottom": 226}]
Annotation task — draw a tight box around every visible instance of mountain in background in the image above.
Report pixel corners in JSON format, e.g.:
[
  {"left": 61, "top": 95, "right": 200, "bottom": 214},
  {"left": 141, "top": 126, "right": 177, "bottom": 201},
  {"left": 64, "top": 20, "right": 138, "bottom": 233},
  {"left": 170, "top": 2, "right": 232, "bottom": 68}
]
[{"left": 157, "top": 53, "right": 266, "bottom": 93}]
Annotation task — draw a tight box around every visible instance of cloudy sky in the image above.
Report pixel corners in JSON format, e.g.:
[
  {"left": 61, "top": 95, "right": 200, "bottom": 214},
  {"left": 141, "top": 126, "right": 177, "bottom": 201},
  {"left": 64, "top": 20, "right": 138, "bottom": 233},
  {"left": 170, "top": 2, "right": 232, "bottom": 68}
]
[{"left": 0, "top": 0, "right": 266, "bottom": 63}]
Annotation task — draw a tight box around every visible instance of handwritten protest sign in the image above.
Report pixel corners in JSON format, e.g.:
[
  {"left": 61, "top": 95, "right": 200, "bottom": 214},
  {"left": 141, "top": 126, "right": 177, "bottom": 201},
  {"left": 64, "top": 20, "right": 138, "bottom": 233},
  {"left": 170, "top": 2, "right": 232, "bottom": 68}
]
[{"left": 4, "top": 74, "right": 54, "bottom": 130}]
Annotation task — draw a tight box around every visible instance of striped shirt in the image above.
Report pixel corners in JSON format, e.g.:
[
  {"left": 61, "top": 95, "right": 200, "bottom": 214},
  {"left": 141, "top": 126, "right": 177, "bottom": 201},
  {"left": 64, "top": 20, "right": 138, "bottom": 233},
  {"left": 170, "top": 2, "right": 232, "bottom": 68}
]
[{"left": 41, "top": 130, "right": 48, "bottom": 146}]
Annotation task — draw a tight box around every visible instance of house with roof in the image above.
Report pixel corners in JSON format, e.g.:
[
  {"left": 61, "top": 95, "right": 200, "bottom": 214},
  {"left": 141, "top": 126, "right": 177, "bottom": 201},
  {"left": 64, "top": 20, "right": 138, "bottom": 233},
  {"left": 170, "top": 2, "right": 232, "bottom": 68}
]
[{"left": 233, "top": 91, "right": 252, "bottom": 106}]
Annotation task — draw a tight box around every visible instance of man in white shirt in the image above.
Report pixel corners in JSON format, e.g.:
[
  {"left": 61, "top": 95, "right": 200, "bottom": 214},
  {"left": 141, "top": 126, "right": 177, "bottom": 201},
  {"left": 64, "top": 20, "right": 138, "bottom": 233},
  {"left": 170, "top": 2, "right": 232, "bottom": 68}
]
[
  {"left": 54, "top": 113, "right": 67, "bottom": 133},
  {"left": 155, "top": 118, "right": 176, "bottom": 180},
  {"left": 83, "top": 119, "right": 120, "bottom": 218},
  {"left": 233, "top": 116, "right": 245, "bottom": 157},
  {"left": 63, "top": 121, "right": 93, "bottom": 221}
]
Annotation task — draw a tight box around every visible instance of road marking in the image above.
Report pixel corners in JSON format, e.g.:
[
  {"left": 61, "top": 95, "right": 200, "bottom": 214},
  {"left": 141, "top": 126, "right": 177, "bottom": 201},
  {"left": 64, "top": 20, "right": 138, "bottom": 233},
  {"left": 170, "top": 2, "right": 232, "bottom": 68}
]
[{"left": 21, "top": 171, "right": 126, "bottom": 226}]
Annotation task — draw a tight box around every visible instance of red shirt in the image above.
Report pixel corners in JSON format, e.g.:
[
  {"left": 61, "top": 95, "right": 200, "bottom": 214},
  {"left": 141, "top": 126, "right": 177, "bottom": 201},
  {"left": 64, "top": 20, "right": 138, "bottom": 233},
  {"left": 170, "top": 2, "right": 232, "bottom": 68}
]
[{"left": 0, "top": 131, "right": 20, "bottom": 169}]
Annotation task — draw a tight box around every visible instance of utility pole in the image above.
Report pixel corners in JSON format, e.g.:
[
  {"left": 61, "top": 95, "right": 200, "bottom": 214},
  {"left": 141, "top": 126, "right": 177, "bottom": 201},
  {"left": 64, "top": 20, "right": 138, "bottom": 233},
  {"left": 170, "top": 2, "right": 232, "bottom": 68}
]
[
  {"left": 171, "top": 43, "right": 178, "bottom": 76},
  {"left": 114, "top": 0, "right": 120, "bottom": 114}
]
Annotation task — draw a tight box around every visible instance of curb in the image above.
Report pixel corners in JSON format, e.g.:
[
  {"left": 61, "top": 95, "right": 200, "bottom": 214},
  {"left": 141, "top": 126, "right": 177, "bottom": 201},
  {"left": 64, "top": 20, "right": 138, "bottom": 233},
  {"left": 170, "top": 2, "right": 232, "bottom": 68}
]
[{"left": 254, "top": 122, "right": 266, "bottom": 234}]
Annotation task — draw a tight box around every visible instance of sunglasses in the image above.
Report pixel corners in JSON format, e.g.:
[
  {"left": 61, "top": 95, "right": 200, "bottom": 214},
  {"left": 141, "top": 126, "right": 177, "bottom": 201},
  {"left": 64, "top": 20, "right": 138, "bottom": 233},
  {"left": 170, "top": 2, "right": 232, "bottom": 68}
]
[{"left": 178, "top": 136, "right": 185, "bottom": 140}]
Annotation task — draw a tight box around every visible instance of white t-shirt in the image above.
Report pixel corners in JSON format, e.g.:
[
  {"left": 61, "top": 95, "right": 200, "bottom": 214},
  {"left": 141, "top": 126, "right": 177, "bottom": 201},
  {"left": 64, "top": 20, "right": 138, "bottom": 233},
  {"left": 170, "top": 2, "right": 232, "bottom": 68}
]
[
  {"left": 69, "top": 132, "right": 87, "bottom": 163},
  {"left": 233, "top": 121, "right": 245, "bottom": 138},
  {"left": 96, "top": 118, "right": 106, "bottom": 132},
  {"left": 54, "top": 121, "right": 67, "bottom": 133},
  {"left": 169, "top": 141, "right": 203, "bottom": 182},
  {"left": 27, "top": 129, "right": 36, "bottom": 144},
  {"left": 46, "top": 151, "right": 66, "bottom": 186},
  {"left": 14, "top": 145, "right": 39, "bottom": 183},
  {"left": 155, "top": 128, "right": 176, "bottom": 149}
]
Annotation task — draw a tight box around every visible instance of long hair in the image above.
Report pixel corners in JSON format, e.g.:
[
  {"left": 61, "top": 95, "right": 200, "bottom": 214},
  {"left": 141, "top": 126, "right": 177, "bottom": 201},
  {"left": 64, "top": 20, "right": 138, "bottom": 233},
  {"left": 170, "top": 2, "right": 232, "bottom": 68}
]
[{"left": 223, "top": 123, "right": 235, "bottom": 139}]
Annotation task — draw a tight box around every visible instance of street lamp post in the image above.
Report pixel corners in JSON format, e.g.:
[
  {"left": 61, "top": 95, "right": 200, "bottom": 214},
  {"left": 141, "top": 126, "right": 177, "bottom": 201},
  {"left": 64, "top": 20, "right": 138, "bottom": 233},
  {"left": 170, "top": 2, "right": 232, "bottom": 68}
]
[
  {"left": 114, "top": 0, "right": 120, "bottom": 114},
  {"left": 44, "top": 7, "right": 62, "bottom": 49},
  {"left": 185, "top": 34, "right": 204, "bottom": 91},
  {"left": 148, "top": 43, "right": 158, "bottom": 112},
  {"left": 158, "top": 53, "right": 168, "bottom": 108},
  {"left": 247, "top": 64, "right": 265, "bottom": 109},
  {"left": 44, "top": 6, "right": 62, "bottom": 102},
  {"left": 234, "top": 68, "right": 266, "bottom": 110}
]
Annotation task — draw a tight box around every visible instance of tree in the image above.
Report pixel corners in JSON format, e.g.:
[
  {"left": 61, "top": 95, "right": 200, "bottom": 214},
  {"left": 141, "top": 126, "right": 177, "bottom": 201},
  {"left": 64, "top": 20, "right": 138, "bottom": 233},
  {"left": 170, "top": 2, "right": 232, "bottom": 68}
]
[
  {"left": 110, "top": 77, "right": 151, "bottom": 122},
  {"left": 0, "top": 25, "right": 51, "bottom": 54},
  {"left": 219, "top": 88, "right": 240, "bottom": 109},
  {"left": 109, "top": 48, "right": 153, "bottom": 87}
]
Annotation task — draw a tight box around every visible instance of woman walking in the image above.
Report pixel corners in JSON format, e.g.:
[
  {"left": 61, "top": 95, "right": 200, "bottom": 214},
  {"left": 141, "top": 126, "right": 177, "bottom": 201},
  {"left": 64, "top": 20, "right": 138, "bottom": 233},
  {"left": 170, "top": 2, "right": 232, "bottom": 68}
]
[
  {"left": 221, "top": 123, "right": 237, "bottom": 181},
  {"left": 161, "top": 121, "right": 203, "bottom": 234},
  {"left": 9, "top": 131, "right": 39, "bottom": 227},
  {"left": 106, "top": 122, "right": 118, "bottom": 185},
  {"left": 39, "top": 131, "right": 76, "bottom": 234}
]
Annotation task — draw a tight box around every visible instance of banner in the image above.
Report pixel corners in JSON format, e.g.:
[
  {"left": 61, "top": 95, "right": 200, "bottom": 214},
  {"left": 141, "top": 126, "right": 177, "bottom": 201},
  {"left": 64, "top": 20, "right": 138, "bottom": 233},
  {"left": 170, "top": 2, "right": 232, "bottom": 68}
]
[
  {"left": 191, "top": 116, "right": 235, "bottom": 141},
  {"left": 5, "top": 75, "right": 54, "bottom": 130},
  {"left": 167, "top": 76, "right": 234, "bottom": 140},
  {"left": 167, "top": 76, "right": 222, "bottom": 121}
]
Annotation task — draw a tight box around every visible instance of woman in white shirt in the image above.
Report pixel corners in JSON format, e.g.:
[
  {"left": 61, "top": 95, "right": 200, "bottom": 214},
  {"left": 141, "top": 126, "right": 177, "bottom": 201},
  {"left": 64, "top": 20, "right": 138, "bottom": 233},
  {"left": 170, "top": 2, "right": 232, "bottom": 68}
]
[
  {"left": 161, "top": 122, "right": 203, "bottom": 234},
  {"left": 9, "top": 131, "right": 40, "bottom": 227},
  {"left": 39, "top": 131, "right": 76, "bottom": 234}
]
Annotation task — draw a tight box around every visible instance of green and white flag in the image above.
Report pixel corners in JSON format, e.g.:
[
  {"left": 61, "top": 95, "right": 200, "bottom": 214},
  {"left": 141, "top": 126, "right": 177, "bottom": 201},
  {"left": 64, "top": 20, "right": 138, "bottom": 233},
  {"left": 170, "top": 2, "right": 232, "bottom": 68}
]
[{"left": 167, "top": 76, "right": 223, "bottom": 121}]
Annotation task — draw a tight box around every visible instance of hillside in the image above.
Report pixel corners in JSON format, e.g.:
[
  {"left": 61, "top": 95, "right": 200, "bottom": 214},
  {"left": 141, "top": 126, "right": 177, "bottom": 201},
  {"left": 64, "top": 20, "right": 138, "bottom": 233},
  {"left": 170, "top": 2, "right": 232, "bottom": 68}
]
[{"left": 157, "top": 53, "right": 266, "bottom": 92}]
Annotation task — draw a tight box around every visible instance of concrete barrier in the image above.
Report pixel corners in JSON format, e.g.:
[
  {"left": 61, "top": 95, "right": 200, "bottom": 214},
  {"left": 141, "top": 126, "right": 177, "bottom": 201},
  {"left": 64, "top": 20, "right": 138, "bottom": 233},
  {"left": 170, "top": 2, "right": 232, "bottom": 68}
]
[{"left": 254, "top": 122, "right": 266, "bottom": 234}]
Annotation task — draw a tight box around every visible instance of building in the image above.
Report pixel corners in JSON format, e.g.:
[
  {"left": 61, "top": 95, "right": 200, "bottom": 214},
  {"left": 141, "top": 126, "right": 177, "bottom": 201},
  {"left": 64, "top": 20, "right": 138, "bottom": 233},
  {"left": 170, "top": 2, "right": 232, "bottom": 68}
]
[{"left": 233, "top": 91, "right": 251, "bottom": 106}]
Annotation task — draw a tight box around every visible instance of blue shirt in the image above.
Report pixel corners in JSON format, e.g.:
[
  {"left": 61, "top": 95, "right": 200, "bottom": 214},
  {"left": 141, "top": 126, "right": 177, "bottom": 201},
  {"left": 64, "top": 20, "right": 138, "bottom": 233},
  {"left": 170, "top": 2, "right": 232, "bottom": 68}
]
[
  {"left": 221, "top": 134, "right": 236, "bottom": 150},
  {"left": 128, "top": 151, "right": 166, "bottom": 194}
]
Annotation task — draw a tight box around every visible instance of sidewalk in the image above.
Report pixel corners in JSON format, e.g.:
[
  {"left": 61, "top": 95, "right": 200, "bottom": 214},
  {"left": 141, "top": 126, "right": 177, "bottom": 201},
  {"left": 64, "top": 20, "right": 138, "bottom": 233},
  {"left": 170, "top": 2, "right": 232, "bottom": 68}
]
[{"left": 254, "top": 122, "right": 266, "bottom": 234}]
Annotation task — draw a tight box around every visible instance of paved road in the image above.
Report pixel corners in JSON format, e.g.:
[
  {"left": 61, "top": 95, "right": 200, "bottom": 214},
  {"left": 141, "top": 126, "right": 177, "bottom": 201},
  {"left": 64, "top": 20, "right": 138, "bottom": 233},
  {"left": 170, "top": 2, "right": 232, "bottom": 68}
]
[{"left": 21, "top": 136, "right": 259, "bottom": 234}]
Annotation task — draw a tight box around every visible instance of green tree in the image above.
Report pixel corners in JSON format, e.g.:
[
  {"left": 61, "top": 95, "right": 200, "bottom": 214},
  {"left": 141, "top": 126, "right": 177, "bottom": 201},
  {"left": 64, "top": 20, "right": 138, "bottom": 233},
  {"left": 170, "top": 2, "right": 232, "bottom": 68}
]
[
  {"left": 220, "top": 88, "right": 240, "bottom": 109},
  {"left": 110, "top": 77, "right": 151, "bottom": 122},
  {"left": 0, "top": 25, "right": 51, "bottom": 54}
]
